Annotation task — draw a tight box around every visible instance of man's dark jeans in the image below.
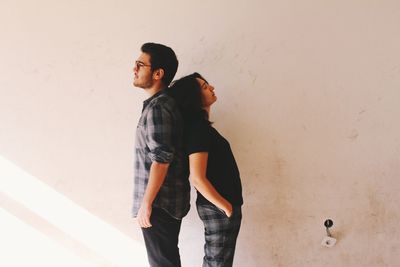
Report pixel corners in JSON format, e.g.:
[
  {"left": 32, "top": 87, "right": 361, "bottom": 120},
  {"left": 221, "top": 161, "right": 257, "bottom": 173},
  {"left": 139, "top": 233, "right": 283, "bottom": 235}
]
[{"left": 142, "top": 207, "right": 182, "bottom": 267}]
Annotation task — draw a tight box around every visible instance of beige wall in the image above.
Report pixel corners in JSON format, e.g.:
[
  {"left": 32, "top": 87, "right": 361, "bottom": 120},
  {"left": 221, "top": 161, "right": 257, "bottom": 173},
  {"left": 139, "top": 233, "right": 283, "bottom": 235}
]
[{"left": 1, "top": 0, "right": 400, "bottom": 266}]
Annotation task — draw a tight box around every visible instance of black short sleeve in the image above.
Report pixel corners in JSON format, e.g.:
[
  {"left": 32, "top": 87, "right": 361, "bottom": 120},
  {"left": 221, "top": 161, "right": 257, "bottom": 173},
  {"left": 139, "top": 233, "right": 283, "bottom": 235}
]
[{"left": 184, "top": 120, "right": 211, "bottom": 155}]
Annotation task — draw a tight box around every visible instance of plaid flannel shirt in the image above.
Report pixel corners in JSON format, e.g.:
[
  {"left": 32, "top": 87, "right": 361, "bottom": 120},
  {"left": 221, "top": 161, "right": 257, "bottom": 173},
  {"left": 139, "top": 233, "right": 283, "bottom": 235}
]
[{"left": 132, "top": 91, "right": 190, "bottom": 219}]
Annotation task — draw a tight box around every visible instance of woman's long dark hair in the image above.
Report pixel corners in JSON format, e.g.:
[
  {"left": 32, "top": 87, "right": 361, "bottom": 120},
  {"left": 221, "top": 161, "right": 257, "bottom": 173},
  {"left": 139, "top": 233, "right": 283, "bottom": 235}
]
[{"left": 167, "top": 72, "right": 210, "bottom": 125}]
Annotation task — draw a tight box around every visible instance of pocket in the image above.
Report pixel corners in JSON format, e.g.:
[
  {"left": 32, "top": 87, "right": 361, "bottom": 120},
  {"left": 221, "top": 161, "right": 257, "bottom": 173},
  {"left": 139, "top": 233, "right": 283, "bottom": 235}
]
[
  {"left": 197, "top": 204, "right": 229, "bottom": 220},
  {"left": 137, "top": 116, "right": 145, "bottom": 127},
  {"left": 135, "top": 122, "right": 147, "bottom": 149},
  {"left": 216, "top": 206, "right": 229, "bottom": 217}
]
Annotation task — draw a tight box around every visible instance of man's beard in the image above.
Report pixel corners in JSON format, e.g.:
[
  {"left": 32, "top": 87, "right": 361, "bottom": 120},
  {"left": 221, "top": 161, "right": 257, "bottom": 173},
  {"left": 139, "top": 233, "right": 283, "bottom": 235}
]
[{"left": 134, "top": 77, "right": 154, "bottom": 89}]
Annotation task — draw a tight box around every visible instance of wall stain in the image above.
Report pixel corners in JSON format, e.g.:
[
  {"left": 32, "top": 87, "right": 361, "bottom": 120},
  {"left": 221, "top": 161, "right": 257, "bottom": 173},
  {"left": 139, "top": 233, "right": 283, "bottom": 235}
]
[
  {"left": 367, "top": 185, "right": 388, "bottom": 234},
  {"left": 348, "top": 129, "right": 359, "bottom": 141}
]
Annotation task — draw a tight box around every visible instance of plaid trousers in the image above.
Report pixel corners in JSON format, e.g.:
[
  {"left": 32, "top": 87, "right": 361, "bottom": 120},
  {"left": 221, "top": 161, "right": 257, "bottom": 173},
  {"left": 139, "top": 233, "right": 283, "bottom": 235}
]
[{"left": 196, "top": 204, "right": 242, "bottom": 267}]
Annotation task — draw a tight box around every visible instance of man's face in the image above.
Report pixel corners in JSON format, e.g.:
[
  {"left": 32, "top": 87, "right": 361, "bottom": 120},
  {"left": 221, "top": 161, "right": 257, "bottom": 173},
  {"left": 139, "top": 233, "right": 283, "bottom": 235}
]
[{"left": 133, "top": 52, "right": 154, "bottom": 89}]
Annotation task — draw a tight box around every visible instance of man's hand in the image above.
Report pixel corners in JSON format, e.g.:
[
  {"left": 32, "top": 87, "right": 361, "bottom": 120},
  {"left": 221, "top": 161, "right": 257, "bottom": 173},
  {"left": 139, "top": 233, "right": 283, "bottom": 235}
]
[
  {"left": 137, "top": 203, "right": 152, "bottom": 228},
  {"left": 136, "top": 162, "right": 169, "bottom": 228}
]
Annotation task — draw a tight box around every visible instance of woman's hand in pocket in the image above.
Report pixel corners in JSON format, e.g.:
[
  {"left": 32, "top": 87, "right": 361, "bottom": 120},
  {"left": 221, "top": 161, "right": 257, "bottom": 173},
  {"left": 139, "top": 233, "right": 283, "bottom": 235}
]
[{"left": 222, "top": 202, "right": 233, "bottom": 218}]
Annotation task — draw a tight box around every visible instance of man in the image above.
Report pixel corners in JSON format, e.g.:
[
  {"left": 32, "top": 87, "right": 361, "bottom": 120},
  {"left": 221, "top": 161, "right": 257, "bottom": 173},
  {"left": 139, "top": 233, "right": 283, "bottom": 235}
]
[{"left": 132, "top": 42, "right": 190, "bottom": 267}]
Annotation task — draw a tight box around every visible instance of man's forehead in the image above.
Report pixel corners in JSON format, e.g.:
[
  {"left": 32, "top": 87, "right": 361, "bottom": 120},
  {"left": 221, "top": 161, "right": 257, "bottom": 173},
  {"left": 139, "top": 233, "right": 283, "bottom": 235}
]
[{"left": 137, "top": 52, "right": 151, "bottom": 63}]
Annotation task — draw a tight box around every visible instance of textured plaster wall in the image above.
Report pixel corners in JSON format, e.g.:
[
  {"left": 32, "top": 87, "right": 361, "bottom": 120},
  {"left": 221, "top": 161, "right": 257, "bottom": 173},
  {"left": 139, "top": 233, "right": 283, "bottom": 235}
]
[{"left": 1, "top": 0, "right": 400, "bottom": 266}]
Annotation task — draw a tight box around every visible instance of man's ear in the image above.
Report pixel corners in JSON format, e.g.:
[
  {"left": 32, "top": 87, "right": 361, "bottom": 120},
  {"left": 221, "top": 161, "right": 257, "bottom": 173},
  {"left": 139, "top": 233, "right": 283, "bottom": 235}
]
[{"left": 153, "top": 68, "right": 164, "bottom": 81}]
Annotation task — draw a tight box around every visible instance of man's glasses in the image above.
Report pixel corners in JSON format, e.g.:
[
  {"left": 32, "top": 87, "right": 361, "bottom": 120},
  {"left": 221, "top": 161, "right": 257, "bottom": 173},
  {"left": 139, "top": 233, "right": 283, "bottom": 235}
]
[{"left": 135, "top": 61, "right": 151, "bottom": 69}]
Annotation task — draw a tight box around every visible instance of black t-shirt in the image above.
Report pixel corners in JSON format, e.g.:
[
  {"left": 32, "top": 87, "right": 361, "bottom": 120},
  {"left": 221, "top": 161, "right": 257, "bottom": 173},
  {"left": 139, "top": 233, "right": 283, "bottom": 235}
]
[{"left": 184, "top": 120, "right": 243, "bottom": 206}]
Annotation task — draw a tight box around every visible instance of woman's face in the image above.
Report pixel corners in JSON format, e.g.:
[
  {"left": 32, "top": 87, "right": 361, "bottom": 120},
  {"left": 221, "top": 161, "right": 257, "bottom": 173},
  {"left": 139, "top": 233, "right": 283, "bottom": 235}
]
[{"left": 197, "top": 78, "right": 217, "bottom": 107}]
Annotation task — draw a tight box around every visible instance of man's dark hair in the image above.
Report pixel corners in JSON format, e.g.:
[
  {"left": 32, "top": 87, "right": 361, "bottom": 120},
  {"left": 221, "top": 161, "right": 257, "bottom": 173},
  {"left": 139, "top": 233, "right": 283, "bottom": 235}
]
[
  {"left": 167, "top": 72, "right": 210, "bottom": 124},
  {"left": 141, "top": 42, "right": 178, "bottom": 86}
]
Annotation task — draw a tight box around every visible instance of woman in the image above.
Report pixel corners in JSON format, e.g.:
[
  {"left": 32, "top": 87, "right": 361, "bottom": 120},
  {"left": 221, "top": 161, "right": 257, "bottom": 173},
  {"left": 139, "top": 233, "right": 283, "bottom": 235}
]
[{"left": 168, "top": 73, "right": 243, "bottom": 267}]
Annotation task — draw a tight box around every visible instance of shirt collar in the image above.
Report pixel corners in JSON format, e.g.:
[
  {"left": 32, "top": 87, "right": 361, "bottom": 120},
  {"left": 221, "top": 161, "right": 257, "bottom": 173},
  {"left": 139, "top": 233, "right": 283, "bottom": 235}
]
[{"left": 142, "top": 89, "right": 165, "bottom": 111}]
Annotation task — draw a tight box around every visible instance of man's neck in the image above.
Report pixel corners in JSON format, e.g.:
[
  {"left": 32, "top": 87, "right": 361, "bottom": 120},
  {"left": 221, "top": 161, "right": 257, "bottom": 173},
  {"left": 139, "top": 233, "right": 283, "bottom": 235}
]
[{"left": 145, "top": 83, "right": 165, "bottom": 98}]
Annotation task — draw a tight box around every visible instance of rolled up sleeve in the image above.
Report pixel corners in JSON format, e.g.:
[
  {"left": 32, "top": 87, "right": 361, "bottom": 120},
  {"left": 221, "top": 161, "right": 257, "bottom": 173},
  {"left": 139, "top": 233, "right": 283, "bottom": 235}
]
[{"left": 145, "top": 104, "right": 175, "bottom": 163}]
